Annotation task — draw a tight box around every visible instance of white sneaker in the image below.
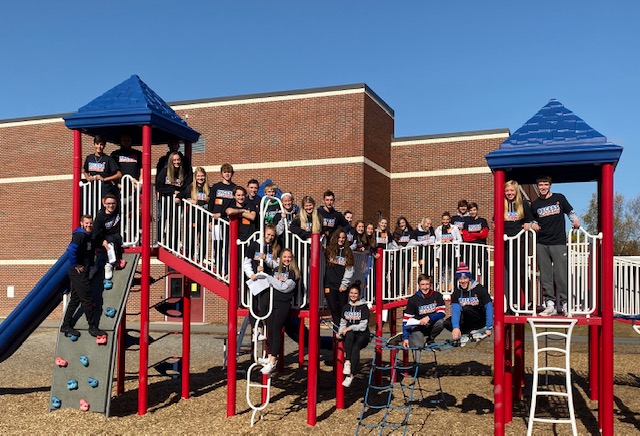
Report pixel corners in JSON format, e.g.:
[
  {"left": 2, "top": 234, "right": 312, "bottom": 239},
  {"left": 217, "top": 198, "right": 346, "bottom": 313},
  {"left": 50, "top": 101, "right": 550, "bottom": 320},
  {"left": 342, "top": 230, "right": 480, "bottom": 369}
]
[
  {"left": 257, "top": 356, "right": 269, "bottom": 365},
  {"left": 261, "top": 360, "right": 277, "bottom": 375},
  {"left": 252, "top": 328, "right": 266, "bottom": 342},
  {"left": 540, "top": 301, "right": 557, "bottom": 317},
  {"left": 104, "top": 263, "right": 114, "bottom": 280},
  {"left": 562, "top": 302, "right": 569, "bottom": 316},
  {"left": 343, "top": 361, "right": 351, "bottom": 375},
  {"left": 342, "top": 375, "right": 354, "bottom": 388}
]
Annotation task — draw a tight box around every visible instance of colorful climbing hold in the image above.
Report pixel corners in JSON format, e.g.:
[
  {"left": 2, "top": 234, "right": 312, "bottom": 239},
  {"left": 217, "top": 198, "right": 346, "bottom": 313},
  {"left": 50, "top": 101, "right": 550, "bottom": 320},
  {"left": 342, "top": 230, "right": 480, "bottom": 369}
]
[
  {"left": 87, "top": 377, "right": 99, "bottom": 388},
  {"left": 105, "top": 307, "right": 116, "bottom": 318},
  {"left": 51, "top": 396, "right": 61, "bottom": 409},
  {"left": 67, "top": 379, "right": 78, "bottom": 390},
  {"left": 55, "top": 357, "right": 68, "bottom": 367},
  {"left": 79, "top": 355, "right": 89, "bottom": 367}
]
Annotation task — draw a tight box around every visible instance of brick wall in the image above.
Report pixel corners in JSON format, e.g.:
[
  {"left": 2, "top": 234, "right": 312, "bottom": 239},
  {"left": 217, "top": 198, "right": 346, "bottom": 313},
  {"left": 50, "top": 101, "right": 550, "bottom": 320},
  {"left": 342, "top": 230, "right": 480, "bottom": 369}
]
[{"left": 0, "top": 84, "right": 508, "bottom": 322}]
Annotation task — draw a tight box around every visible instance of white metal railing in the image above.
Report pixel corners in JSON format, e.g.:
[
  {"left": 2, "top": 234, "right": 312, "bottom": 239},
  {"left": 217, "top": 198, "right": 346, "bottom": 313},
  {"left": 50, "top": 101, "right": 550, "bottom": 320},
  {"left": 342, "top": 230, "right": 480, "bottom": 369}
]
[
  {"left": 380, "top": 243, "right": 493, "bottom": 301},
  {"left": 504, "top": 229, "right": 538, "bottom": 315},
  {"left": 567, "top": 227, "right": 601, "bottom": 316},
  {"left": 157, "top": 195, "right": 230, "bottom": 283},
  {"left": 80, "top": 176, "right": 142, "bottom": 247},
  {"left": 82, "top": 188, "right": 640, "bottom": 320},
  {"left": 614, "top": 256, "right": 640, "bottom": 317}
]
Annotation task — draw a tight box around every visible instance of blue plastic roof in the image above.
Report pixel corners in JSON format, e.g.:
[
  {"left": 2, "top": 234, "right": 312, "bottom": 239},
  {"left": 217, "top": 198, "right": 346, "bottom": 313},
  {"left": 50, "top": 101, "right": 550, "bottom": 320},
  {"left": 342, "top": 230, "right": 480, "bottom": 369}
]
[
  {"left": 485, "top": 99, "right": 623, "bottom": 183},
  {"left": 64, "top": 75, "right": 200, "bottom": 145}
]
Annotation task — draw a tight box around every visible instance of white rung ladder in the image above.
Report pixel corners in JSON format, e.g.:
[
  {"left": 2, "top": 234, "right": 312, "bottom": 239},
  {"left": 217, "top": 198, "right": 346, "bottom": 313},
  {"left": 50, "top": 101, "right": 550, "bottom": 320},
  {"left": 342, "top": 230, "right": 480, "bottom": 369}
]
[{"left": 526, "top": 318, "right": 578, "bottom": 436}]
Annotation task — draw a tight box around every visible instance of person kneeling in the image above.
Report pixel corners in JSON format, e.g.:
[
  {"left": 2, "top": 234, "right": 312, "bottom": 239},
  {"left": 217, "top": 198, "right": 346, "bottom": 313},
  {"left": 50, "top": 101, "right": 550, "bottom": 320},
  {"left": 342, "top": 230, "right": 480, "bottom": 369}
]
[
  {"left": 336, "top": 281, "right": 370, "bottom": 388},
  {"left": 444, "top": 263, "right": 493, "bottom": 342},
  {"left": 402, "top": 274, "right": 445, "bottom": 348}
]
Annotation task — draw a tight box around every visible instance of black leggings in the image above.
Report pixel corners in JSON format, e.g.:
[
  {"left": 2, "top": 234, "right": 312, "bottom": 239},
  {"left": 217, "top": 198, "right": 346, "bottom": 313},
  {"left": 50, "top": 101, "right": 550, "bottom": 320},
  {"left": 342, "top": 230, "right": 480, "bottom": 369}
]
[
  {"left": 344, "top": 330, "right": 370, "bottom": 374},
  {"left": 64, "top": 269, "right": 97, "bottom": 329},
  {"left": 266, "top": 307, "right": 290, "bottom": 357},
  {"left": 325, "top": 288, "right": 348, "bottom": 327}
]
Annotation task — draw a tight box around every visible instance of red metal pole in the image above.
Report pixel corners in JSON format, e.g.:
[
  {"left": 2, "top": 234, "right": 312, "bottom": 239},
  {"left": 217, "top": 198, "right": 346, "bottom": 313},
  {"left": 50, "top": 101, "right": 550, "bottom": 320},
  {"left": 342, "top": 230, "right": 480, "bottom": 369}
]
[
  {"left": 492, "top": 170, "right": 506, "bottom": 435},
  {"left": 138, "top": 125, "right": 152, "bottom": 415},
  {"left": 504, "top": 324, "right": 512, "bottom": 424},
  {"left": 600, "top": 164, "right": 614, "bottom": 435},
  {"left": 226, "top": 216, "right": 239, "bottom": 417},
  {"left": 375, "top": 248, "right": 384, "bottom": 385},
  {"left": 513, "top": 324, "right": 524, "bottom": 401},
  {"left": 307, "top": 233, "right": 321, "bottom": 426},
  {"left": 336, "top": 340, "right": 345, "bottom": 409},
  {"left": 182, "top": 278, "right": 191, "bottom": 399},
  {"left": 116, "top": 315, "right": 126, "bottom": 395},
  {"left": 72, "top": 130, "right": 82, "bottom": 228}
]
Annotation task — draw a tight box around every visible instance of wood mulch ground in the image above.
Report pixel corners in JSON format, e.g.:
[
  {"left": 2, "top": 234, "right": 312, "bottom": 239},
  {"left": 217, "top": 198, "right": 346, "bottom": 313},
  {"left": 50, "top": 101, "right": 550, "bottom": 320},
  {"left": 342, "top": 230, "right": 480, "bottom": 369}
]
[{"left": 0, "top": 326, "right": 639, "bottom": 435}]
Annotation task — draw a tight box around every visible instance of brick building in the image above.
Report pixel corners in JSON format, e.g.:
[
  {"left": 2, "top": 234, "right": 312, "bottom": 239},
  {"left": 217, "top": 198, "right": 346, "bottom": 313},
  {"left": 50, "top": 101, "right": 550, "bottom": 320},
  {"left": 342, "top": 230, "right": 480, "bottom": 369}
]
[{"left": 0, "top": 83, "right": 509, "bottom": 322}]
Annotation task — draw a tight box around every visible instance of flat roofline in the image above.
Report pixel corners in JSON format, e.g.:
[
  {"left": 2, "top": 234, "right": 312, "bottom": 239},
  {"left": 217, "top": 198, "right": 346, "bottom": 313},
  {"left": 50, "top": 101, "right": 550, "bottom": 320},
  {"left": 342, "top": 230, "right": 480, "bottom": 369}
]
[
  {"left": 393, "top": 128, "right": 511, "bottom": 143},
  {"left": 171, "top": 83, "right": 394, "bottom": 117},
  {"left": 0, "top": 83, "right": 395, "bottom": 126}
]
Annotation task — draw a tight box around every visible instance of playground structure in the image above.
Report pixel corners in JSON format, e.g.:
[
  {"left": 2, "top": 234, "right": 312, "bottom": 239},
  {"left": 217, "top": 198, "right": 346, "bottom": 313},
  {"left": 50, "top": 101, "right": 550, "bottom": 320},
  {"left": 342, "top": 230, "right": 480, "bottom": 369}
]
[{"left": 0, "top": 77, "right": 638, "bottom": 434}]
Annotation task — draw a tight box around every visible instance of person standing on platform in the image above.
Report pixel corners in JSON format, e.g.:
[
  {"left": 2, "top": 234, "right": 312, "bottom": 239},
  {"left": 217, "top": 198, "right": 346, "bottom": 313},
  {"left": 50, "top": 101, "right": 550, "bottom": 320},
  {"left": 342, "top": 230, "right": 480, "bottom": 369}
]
[
  {"left": 83, "top": 135, "right": 122, "bottom": 199},
  {"left": 531, "top": 175, "right": 580, "bottom": 316}
]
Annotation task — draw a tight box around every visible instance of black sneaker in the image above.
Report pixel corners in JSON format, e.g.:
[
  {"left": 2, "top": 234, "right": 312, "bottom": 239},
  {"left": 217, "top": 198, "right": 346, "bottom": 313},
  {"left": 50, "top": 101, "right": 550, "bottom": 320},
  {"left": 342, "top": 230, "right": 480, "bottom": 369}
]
[
  {"left": 60, "top": 325, "right": 80, "bottom": 337},
  {"left": 88, "top": 327, "right": 107, "bottom": 337}
]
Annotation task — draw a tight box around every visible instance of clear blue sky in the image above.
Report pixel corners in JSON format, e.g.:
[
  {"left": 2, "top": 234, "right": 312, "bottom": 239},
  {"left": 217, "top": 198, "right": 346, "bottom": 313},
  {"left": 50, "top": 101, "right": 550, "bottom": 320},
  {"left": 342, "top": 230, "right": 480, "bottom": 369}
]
[{"left": 2, "top": 1, "right": 638, "bottom": 215}]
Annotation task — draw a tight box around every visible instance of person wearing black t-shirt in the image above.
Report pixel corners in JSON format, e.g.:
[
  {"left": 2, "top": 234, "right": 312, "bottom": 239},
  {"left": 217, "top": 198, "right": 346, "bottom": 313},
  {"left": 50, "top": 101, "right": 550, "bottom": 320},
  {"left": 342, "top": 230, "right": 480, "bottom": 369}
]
[
  {"left": 531, "top": 176, "right": 580, "bottom": 316},
  {"left": 444, "top": 263, "right": 493, "bottom": 339},
  {"left": 402, "top": 275, "right": 445, "bottom": 347},
  {"left": 318, "top": 190, "right": 349, "bottom": 239},
  {"left": 83, "top": 135, "right": 122, "bottom": 199},
  {"left": 462, "top": 202, "right": 490, "bottom": 287},
  {"left": 208, "top": 163, "right": 236, "bottom": 218},
  {"left": 224, "top": 186, "right": 257, "bottom": 242}
]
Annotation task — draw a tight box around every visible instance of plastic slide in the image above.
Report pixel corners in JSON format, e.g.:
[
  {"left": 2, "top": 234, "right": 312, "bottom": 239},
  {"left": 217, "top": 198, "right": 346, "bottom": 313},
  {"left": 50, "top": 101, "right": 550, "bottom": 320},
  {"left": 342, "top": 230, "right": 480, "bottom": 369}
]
[{"left": 0, "top": 253, "right": 70, "bottom": 363}]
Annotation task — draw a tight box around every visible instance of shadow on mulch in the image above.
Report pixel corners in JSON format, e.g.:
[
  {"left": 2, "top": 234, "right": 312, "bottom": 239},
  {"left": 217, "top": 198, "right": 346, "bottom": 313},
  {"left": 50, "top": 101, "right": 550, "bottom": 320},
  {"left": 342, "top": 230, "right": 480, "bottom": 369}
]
[
  {"left": 0, "top": 386, "right": 50, "bottom": 396},
  {"left": 108, "top": 365, "right": 229, "bottom": 417}
]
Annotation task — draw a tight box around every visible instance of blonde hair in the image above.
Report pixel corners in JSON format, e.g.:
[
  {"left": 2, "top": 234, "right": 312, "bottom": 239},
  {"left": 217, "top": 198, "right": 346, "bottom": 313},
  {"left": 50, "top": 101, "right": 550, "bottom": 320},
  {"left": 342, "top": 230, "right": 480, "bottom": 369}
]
[
  {"left": 504, "top": 180, "right": 524, "bottom": 220},
  {"left": 300, "top": 195, "right": 322, "bottom": 234},
  {"left": 278, "top": 248, "right": 300, "bottom": 280},
  {"left": 191, "top": 167, "right": 210, "bottom": 202}
]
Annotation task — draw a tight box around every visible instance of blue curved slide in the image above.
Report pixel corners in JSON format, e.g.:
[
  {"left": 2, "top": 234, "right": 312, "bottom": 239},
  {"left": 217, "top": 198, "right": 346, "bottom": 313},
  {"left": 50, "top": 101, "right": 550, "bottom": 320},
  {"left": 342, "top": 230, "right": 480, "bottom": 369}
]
[{"left": 0, "top": 253, "right": 70, "bottom": 363}]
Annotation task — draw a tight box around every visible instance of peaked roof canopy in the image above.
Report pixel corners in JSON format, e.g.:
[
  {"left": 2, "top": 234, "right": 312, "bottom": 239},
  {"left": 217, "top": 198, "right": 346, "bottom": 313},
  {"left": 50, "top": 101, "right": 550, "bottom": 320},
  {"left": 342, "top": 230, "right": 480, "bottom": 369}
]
[
  {"left": 485, "top": 99, "right": 623, "bottom": 184},
  {"left": 64, "top": 75, "right": 200, "bottom": 145}
]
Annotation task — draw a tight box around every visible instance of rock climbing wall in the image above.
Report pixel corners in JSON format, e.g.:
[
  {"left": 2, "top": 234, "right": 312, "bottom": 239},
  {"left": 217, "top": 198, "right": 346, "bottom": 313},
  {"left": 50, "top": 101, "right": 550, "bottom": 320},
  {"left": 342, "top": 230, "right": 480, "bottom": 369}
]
[{"left": 49, "top": 253, "right": 139, "bottom": 415}]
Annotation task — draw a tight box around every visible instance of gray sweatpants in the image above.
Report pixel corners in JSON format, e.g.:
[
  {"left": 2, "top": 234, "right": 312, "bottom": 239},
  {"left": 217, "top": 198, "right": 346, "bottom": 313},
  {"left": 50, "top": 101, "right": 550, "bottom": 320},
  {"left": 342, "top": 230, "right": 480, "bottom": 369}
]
[{"left": 536, "top": 243, "right": 568, "bottom": 304}]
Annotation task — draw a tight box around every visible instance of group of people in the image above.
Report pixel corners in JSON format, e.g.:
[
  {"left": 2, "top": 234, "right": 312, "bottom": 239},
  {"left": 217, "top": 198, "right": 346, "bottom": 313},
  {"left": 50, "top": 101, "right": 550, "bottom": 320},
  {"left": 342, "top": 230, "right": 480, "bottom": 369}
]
[
  {"left": 82, "top": 137, "right": 580, "bottom": 387},
  {"left": 62, "top": 134, "right": 141, "bottom": 340}
]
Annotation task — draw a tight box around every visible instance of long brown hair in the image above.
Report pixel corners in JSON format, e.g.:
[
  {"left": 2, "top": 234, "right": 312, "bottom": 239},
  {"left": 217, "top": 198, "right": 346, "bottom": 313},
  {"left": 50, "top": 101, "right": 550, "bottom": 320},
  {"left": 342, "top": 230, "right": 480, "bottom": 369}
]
[
  {"left": 325, "top": 228, "right": 355, "bottom": 267},
  {"left": 166, "top": 152, "right": 185, "bottom": 185}
]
